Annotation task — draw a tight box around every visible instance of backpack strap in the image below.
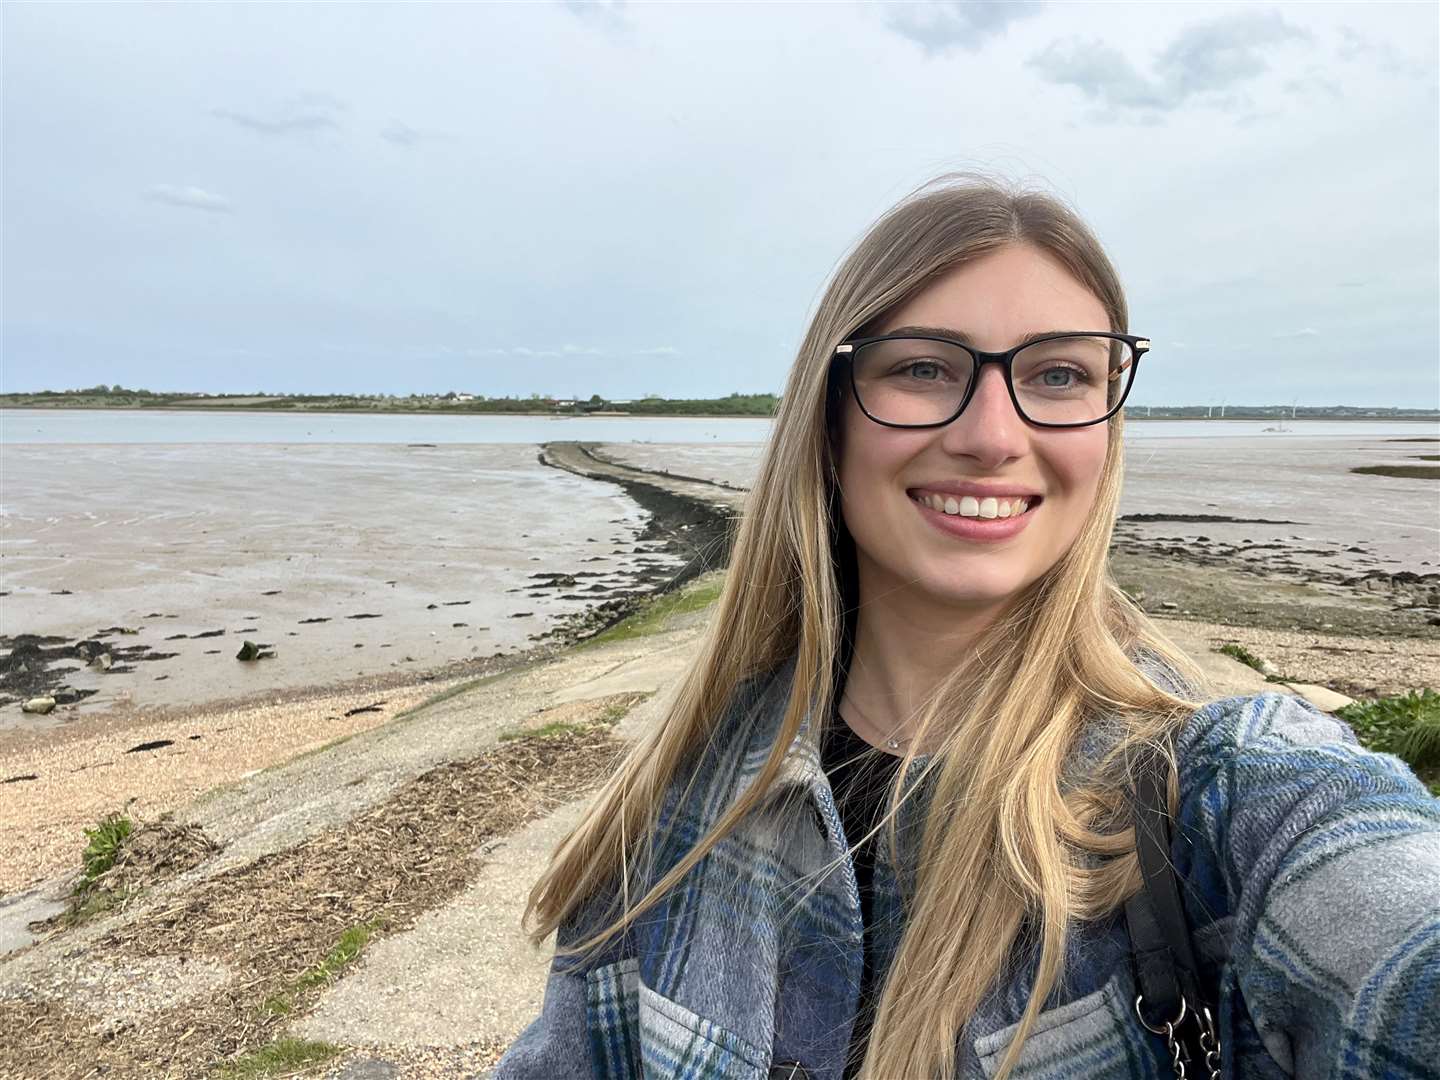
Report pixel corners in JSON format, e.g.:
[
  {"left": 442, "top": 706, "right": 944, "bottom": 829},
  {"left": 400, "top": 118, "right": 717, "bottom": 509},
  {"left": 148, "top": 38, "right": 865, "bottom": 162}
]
[{"left": 1125, "top": 745, "right": 1222, "bottom": 1078}]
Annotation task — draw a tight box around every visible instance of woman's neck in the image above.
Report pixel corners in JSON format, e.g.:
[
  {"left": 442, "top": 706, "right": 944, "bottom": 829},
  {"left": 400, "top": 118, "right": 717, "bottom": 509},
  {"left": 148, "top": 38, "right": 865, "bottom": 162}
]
[{"left": 842, "top": 566, "right": 1003, "bottom": 751}]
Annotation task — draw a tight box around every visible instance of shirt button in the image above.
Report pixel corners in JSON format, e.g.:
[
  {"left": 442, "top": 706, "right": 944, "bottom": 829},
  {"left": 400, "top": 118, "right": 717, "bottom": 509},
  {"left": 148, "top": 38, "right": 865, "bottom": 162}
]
[{"left": 769, "top": 1064, "right": 811, "bottom": 1080}]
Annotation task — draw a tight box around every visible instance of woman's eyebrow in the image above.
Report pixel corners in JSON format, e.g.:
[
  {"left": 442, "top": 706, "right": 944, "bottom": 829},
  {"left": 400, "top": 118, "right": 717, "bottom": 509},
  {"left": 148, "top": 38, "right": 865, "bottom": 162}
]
[{"left": 885, "top": 325, "right": 1084, "bottom": 347}]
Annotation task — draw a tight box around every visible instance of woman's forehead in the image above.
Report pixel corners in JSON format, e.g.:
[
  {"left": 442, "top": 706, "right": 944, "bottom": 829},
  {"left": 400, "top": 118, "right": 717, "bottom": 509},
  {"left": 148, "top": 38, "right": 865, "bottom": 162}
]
[{"left": 877, "top": 245, "right": 1109, "bottom": 338}]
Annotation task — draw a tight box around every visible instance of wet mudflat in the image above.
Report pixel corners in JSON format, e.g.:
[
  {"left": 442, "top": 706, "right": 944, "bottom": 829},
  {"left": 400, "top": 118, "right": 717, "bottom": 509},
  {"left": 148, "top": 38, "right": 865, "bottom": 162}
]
[
  {"left": 605, "top": 430, "right": 1440, "bottom": 638},
  {"left": 0, "top": 443, "right": 700, "bottom": 729}
]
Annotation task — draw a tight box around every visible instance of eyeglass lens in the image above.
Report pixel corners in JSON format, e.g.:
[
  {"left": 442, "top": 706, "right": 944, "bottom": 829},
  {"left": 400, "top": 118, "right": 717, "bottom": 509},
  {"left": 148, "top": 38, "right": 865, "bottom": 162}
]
[{"left": 850, "top": 336, "right": 1135, "bottom": 427}]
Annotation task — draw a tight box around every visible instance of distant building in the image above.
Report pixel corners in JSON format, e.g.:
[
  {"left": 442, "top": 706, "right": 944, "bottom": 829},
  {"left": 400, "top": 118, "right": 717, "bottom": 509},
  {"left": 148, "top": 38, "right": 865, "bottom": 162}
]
[{"left": 455, "top": 393, "right": 475, "bottom": 402}]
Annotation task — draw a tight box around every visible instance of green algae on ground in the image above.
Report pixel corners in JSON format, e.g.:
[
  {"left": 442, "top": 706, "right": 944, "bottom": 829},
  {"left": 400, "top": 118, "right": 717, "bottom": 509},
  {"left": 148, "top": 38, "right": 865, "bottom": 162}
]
[
  {"left": 499, "top": 692, "right": 651, "bottom": 743},
  {"left": 1349, "top": 465, "right": 1440, "bottom": 480},
  {"left": 580, "top": 572, "right": 725, "bottom": 648}
]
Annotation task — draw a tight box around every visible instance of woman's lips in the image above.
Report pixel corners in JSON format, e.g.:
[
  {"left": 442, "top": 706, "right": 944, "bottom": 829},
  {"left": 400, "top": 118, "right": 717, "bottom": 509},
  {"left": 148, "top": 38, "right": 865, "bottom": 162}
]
[{"left": 908, "top": 491, "right": 1038, "bottom": 542}]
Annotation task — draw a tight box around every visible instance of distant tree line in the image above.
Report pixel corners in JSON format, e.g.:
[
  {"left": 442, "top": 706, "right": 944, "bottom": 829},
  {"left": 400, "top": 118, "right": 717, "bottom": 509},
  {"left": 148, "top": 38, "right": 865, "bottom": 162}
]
[{"left": 3, "top": 387, "right": 1433, "bottom": 421}]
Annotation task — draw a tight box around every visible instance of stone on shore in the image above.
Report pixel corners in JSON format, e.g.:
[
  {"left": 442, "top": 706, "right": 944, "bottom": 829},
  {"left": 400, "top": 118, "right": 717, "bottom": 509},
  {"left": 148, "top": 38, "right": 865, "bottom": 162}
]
[{"left": 21, "top": 696, "right": 56, "bottom": 715}]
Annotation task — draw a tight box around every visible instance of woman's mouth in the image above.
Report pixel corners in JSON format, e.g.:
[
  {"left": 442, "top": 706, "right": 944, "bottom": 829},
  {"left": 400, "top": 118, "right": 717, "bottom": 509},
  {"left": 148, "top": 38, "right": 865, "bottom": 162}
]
[
  {"left": 905, "top": 488, "right": 1041, "bottom": 542},
  {"left": 906, "top": 489, "right": 1040, "bottom": 520}
]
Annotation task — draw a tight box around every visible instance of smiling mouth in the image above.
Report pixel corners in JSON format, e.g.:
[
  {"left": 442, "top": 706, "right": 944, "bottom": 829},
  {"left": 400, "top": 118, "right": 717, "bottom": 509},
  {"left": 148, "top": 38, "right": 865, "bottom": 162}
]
[{"left": 906, "top": 490, "right": 1041, "bottom": 520}]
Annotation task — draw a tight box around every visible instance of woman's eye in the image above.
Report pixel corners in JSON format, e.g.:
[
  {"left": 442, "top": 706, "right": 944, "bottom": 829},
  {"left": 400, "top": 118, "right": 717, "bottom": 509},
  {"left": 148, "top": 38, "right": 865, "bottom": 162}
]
[
  {"left": 901, "top": 360, "right": 944, "bottom": 380},
  {"left": 1038, "top": 365, "right": 1086, "bottom": 388}
]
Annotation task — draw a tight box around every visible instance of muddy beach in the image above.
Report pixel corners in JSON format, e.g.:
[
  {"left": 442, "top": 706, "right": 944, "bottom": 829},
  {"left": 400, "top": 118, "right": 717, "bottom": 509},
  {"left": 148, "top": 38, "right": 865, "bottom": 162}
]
[
  {"left": 0, "top": 442, "right": 740, "bottom": 895},
  {"left": 0, "top": 442, "right": 743, "bottom": 734}
]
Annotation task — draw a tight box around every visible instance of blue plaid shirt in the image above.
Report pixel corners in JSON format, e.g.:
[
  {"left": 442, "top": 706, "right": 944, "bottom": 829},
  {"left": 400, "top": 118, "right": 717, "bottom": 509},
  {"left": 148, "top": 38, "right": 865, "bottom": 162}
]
[{"left": 495, "top": 654, "right": 1440, "bottom": 1079}]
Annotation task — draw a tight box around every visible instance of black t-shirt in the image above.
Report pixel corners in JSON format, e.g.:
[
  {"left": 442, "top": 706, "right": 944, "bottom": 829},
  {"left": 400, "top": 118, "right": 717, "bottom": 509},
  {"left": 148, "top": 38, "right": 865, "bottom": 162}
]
[{"left": 821, "top": 708, "right": 904, "bottom": 1080}]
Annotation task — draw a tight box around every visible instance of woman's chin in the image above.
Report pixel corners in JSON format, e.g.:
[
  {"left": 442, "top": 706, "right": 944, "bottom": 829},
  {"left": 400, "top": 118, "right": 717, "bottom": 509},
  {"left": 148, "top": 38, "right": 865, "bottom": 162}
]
[{"left": 914, "top": 575, "right": 1021, "bottom": 612}]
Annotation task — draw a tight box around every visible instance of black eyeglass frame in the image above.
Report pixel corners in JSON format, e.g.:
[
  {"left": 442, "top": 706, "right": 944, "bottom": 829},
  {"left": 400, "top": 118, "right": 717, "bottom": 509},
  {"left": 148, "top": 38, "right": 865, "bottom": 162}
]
[{"left": 831, "top": 331, "right": 1150, "bottom": 430}]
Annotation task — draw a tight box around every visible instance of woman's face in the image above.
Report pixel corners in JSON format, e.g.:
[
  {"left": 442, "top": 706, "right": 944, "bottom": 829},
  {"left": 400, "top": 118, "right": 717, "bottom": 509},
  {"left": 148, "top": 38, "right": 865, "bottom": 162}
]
[{"left": 835, "top": 242, "right": 1113, "bottom": 618}]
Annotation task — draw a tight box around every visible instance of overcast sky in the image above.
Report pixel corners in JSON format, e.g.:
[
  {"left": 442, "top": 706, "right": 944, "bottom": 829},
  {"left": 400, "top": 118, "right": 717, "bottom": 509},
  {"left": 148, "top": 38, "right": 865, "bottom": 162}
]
[{"left": 3, "top": 1, "right": 1436, "bottom": 406}]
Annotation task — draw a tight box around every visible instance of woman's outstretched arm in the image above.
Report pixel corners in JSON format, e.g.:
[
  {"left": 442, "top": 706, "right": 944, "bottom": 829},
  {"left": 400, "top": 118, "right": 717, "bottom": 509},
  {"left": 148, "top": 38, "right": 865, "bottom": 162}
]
[{"left": 1176, "top": 692, "right": 1440, "bottom": 1078}]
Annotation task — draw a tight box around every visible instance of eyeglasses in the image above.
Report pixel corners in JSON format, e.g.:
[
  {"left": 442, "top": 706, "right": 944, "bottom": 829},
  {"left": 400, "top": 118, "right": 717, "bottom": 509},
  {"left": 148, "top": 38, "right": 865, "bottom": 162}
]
[{"left": 832, "top": 331, "right": 1148, "bottom": 429}]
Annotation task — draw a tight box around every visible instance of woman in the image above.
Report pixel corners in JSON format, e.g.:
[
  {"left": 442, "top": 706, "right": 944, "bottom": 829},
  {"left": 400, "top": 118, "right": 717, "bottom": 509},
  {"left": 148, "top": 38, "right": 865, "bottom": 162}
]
[{"left": 494, "top": 175, "right": 1440, "bottom": 1079}]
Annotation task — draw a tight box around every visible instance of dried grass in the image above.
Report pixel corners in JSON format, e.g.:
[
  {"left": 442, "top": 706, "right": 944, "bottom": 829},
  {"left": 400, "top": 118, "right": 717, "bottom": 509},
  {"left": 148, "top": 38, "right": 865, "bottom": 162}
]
[{"left": 1, "top": 691, "right": 641, "bottom": 1080}]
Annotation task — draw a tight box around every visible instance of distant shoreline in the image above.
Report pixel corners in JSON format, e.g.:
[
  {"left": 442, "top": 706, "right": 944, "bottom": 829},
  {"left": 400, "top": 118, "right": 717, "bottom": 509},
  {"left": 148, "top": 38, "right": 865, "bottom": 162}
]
[{"left": 2, "top": 404, "right": 1436, "bottom": 422}]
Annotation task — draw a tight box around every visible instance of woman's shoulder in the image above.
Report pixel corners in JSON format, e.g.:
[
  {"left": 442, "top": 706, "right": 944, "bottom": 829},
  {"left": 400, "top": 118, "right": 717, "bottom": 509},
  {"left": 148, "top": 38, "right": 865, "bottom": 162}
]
[
  {"left": 1173, "top": 690, "right": 1406, "bottom": 782},
  {"left": 1174, "top": 689, "right": 1432, "bottom": 796},
  {"left": 1171, "top": 691, "right": 1438, "bottom": 864}
]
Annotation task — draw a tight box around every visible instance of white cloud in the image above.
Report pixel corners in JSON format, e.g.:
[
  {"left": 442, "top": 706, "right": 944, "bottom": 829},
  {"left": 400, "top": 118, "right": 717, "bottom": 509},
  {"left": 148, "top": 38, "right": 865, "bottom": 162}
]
[
  {"left": 559, "top": 0, "right": 630, "bottom": 33},
  {"left": 882, "top": 1, "right": 1043, "bottom": 55},
  {"left": 212, "top": 92, "right": 346, "bottom": 136},
  {"left": 1030, "top": 9, "right": 1312, "bottom": 116},
  {"left": 143, "top": 184, "right": 232, "bottom": 213}
]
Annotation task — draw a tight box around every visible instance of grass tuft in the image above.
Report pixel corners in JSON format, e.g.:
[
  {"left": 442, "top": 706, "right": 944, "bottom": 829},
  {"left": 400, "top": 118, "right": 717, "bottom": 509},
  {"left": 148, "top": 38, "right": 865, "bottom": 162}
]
[
  {"left": 1218, "top": 643, "right": 1269, "bottom": 675},
  {"left": 294, "top": 920, "right": 382, "bottom": 991},
  {"left": 1336, "top": 689, "right": 1440, "bottom": 794},
  {"left": 80, "top": 812, "right": 134, "bottom": 885},
  {"left": 214, "top": 1036, "right": 342, "bottom": 1078},
  {"left": 257, "top": 918, "right": 384, "bottom": 1020}
]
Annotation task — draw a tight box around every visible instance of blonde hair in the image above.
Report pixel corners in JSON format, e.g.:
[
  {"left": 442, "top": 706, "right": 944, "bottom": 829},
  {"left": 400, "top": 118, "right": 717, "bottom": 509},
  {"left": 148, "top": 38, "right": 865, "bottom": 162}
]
[{"left": 525, "top": 172, "right": 1206, "bottom": 1079}]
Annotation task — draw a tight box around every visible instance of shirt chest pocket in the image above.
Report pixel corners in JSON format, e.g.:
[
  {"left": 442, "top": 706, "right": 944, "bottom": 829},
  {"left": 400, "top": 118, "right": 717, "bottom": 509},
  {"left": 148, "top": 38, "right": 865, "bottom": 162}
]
[
  {"left": 584, "top": 958, "right": 772, "bottom": 1080},
  {"left": 971, "top": 972, "right": 1164, "bottom": 1079}
]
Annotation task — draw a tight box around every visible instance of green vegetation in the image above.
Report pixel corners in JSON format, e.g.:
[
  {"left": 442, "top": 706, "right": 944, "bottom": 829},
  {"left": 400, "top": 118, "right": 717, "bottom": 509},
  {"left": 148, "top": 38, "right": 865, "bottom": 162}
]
[
  {"left": 257, "top": 919, "right": 384, "bottom": 1022},
  {"left": 1336, "top": 689, "right": 1440, "bottom": 795},
  {"left": 1217, "top": 643, "right": 1274, "bottom": 677},
  {"left": 80, "top": 812, "right": 134, "bottom": 885},
  {"left": 499, "top": 719, "right": 595, "bottom": 742},
  {"left": 1414, "top": 455, "right": 1439, "bottom": 461},
  {"left": 295, "top": 920, "right": 382, "bottom": 990},
  {"left": 10, "top": 387, "right": 1435, "bottom": 420},
  {"left": 59, "top": 884, "right": 137, "bottom": 927},
  {"left": 1350, "top": 465, "right": 1440, "bottom": 480},
  {"left": 43, "top": 811, "right": 140, "bottom": 929},
  {"left": 0, "top": 386, "right": 782, "bottom": 417},
  {"left": 498, "top": 694, "right": 649, "bottom": 743},
  {"left": 214, "top": 1037, "right": 342, "bottom": 1078},
  {"left": 581, "top": 573, "right": 725, "bottom": 649}
]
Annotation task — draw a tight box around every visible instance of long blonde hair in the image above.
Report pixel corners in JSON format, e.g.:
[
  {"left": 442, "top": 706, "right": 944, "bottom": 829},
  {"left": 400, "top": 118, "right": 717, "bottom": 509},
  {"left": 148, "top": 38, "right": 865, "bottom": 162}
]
[{"left": 525, "top": 172, "right": 1206, "bottom": 1078}]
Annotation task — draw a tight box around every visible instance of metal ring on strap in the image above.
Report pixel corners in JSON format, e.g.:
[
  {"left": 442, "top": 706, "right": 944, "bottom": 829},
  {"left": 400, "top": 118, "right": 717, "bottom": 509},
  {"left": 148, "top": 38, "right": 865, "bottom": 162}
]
[{"left": 1135, "top": 992, "right": 1188, "bottom": 1036}]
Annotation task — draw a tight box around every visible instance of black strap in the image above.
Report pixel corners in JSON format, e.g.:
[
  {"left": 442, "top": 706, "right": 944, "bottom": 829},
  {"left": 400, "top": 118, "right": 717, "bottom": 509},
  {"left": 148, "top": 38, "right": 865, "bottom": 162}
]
[{"left": 1126, "top": 746, "right": 1220, "bottom": 1075}]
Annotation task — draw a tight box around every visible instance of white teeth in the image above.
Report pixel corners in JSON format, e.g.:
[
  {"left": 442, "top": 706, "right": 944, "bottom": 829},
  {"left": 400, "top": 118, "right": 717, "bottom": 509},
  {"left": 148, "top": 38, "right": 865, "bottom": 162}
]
[{"left": 913, "top": 491, "right": 1035, "bottom": 518}]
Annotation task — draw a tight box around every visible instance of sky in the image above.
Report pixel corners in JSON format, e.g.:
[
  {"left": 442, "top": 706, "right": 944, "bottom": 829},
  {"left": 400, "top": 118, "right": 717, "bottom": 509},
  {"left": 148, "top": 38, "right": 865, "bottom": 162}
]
[{"left": 2, "top": 1, "right": 1437, "bottom": 407}]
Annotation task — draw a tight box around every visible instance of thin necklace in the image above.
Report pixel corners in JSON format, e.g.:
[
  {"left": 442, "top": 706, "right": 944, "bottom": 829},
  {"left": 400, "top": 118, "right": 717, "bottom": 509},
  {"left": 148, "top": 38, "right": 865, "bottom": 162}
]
[{"left": 840, "top": 691, "right": 911, "bottom": 752}]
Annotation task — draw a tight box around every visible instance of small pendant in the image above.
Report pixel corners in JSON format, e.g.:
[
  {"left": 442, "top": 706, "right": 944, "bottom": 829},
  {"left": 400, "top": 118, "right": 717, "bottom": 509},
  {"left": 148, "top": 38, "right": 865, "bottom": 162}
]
[{"left": 886, "top": 737, "right": 901, "bottom": 751}]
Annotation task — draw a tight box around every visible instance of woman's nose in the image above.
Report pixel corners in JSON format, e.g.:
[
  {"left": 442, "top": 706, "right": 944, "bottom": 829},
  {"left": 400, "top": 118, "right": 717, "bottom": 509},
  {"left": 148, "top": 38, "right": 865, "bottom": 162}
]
[{"left": 938, "top": 363, "right": 1029, "bottom": 461}]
